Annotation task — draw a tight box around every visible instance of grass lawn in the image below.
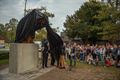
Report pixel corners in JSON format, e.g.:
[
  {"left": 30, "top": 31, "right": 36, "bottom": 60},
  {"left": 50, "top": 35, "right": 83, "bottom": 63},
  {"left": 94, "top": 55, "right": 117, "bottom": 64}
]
[
  {"left": 0, "top": 59, "right": 9, "bottom": 70},
  {"left": 0, "top": 59, "right": 8, "bottom": 65},
  {"left": 35, "top": 61, "right": 120, "bottom": 80},
  {"left": 0, "top": 48, "right": 9, "bottom": 65},
  {"left": 76, "top": 62, "right": 120, "bottom": 80}
]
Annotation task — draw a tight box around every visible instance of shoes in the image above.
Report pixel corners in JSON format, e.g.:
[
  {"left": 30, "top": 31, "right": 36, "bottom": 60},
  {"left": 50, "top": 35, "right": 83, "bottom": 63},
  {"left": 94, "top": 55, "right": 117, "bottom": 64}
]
[
  {"left": 59, "top": 66, "right": 66, "bottom": 69},
  {"left": 62, "top": 67, "right": 65, "bottom": 69},
  {"left": 45, "top": 66, "right": 48, "bottom": 68},
  {"left": 42, "top": 66, "right": 44, "bottom": 68},
  {"left": 42, "top": 66, "right": 48, "bottom": 68}
]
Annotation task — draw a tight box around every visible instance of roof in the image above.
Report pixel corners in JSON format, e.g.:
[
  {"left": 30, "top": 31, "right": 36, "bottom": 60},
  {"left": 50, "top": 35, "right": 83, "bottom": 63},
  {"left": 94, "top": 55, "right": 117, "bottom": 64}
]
[
  {"left": 0, "top": 35, "right": 8, "bottom": 42},
  {"left": 0, "top": 35, "right": 5, "bottom": 40}
]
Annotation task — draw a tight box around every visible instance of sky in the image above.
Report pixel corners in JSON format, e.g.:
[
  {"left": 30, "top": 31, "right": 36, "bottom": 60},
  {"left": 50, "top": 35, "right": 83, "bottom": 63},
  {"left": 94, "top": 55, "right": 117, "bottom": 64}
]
[{"left": 0, "top": 0, "right": 85, "bottom": 32}]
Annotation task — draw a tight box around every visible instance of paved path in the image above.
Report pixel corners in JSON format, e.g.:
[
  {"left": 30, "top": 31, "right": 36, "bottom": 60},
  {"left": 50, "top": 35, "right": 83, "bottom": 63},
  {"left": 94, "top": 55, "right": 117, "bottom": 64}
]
[{"left": 0, "top": 67, "right": 55, "bottom": 80}]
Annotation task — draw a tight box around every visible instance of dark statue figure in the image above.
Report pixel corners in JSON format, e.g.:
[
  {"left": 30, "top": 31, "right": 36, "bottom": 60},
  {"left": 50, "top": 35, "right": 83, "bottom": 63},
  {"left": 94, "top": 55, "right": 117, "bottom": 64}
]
[
  {"left": 15, "top": 9, "right": 63, "bottom": 66},
  {"left": 15, "top": 9, "right": 48, "bottom": 43}
]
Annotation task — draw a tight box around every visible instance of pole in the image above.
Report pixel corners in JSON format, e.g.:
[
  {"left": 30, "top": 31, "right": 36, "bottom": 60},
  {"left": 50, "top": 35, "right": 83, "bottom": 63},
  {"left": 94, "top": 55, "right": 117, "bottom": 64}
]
[{"left": 24, "top": 0, "right": 27, "bottom": 16}]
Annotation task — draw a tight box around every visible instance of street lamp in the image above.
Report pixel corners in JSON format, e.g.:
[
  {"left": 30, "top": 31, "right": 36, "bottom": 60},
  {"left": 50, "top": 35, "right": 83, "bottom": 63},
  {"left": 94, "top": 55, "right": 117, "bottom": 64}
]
[{"left": 24, "top": 0, "right": 27, "bottom": 16}]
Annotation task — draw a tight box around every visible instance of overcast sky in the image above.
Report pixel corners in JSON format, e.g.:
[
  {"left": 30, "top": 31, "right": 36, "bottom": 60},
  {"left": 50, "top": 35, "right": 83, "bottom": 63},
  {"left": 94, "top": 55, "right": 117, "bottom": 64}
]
[{"left": 0, "top": 0, "right": 85, "bottom": 31}]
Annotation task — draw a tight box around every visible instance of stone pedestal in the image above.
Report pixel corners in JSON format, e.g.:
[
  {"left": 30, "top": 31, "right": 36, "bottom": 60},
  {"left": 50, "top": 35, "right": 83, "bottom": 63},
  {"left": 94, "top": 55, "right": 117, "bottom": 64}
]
[{"left": 9, "top": 43, "right": 39, "bottom": 74}]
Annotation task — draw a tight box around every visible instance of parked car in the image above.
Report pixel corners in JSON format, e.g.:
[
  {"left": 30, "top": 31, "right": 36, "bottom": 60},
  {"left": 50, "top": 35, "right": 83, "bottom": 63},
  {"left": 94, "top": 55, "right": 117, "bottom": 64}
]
[
  {"left": 0, "top": 44, "right": 5, "bottom": 48},
  {"left": 34, "top": 41, "right": 42, "bottom": 48}
]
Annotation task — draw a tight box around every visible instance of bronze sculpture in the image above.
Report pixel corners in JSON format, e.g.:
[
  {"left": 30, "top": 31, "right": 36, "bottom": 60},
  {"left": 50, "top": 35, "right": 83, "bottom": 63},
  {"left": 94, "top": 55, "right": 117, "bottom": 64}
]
[
  {"left": 15, "top": 9, "right": 64, "bottom": 67},
  {"left": 15, "top": 9, "right": 48, "bottom": 43}
]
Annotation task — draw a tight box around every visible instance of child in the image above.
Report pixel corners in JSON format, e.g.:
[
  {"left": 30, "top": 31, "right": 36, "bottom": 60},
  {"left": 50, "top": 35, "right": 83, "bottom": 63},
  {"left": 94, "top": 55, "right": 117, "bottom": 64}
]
[
  {"left": 105, "top": 57, "right": 112, "bottom": 67},
  {"left": 87, "top": 53, "right": 93, "bottom": 64}
]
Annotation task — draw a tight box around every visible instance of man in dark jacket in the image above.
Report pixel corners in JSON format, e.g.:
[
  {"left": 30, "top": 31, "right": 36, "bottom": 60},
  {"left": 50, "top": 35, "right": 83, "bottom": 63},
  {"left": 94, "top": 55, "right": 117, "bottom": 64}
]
[
  {"left": 112, "top": 44, "right": 118, "bottom": 61},
  {"left": 42, "top": 39, "right": 49, "bottom": 68}
]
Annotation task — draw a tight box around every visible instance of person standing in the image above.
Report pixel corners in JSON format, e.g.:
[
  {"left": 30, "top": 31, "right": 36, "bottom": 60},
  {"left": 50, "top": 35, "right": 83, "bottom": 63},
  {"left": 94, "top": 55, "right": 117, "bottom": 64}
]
[
  {"left": 42, "top": 39, "right": 49, "bottom": 68},
  {"left": 79, "top": 45, "right": 85, "bottom": 62},
  {"left": 70, "top": 43, "right": 77, "bottom": 67},
  {"left": 59, "top": 43, "right": 66, "bottom": 69},
  {"left": 112, "top": 44, "right": 118, "bottom": 65},
  {"left": 116, "top": 45, "right": 120, "bottom": 67}
]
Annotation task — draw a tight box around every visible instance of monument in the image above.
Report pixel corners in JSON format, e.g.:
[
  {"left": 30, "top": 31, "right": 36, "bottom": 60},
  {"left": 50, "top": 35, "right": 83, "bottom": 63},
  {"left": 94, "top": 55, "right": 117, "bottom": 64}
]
[
  {"left": 9, "top": 43, "right": 39, "bottom": 73},
  {"left": 9, "top": 9, "right": 63, "bottom": 74}
]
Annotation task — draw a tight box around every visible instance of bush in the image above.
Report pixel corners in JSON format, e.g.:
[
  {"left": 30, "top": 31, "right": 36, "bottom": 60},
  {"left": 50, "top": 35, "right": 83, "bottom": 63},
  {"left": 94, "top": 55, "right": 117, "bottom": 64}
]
[{"left": 0, "top": 51, "right": 9, "bottom": 60}]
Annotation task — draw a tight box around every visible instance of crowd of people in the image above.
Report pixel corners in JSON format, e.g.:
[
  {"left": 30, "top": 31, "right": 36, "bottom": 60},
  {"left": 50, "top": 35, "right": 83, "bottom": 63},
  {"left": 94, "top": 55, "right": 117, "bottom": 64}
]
[
  {"left": 65, "top": 42, "right": 120, "bottom": 67},
  {"left": 41, "top": 40, "right": 120, "bottom": 69}
]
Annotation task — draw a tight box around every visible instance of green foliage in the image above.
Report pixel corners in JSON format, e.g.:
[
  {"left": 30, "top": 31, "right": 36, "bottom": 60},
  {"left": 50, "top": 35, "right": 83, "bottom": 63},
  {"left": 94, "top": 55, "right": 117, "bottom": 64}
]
[
  {"left": 0, "top": 52, "right": 9, "bottom": 60},
  {"left": 64, "top": 1, "right": 103, "bottom": 43},
  {"left": 0, "top": 24, "right": 5, "bottom": 35},
  {"left": 98, "top": 5, "right": 120, "bottom": 41},
  {"left": 64, "top": 0, "right": 120, "bottom": 43},
  {"left": 4, "top": 18, "right": 18, "bottom": 42},
  {"left": 34, "top": 27, "right": 58, "bottom": 41},
  {"left": 0, "top": 18, "right": 18, "bottom": 42},
  {"left": 35, "top": 28, "right": 47, "bottom": 41},
  {"left": 0, "top": 59, "right": 8, "bottom": 65}
]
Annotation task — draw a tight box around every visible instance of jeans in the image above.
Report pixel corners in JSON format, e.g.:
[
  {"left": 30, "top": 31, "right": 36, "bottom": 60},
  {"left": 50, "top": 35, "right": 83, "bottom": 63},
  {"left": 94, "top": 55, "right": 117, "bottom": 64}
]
[
  {"left": 79, "top": 52, "right": 84, "bottom": 61},
  {"left": 42, "top": 52, "right": 48, "bottom": 68},
  {"left": 69, "top": 54, "right": 76, "bottom": 67}
]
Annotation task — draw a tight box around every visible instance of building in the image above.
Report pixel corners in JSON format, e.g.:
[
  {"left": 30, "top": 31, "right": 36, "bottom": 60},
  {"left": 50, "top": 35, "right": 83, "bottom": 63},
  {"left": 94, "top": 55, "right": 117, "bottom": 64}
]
[
  {"left": 61, "top": 32, "right": 82, "bottom": 44},
  {"left": 61, "top": 32, "right": 70, "bottom": 43},
  {"left": 0, "top": 35, "right": 7, "bottom": 44}
]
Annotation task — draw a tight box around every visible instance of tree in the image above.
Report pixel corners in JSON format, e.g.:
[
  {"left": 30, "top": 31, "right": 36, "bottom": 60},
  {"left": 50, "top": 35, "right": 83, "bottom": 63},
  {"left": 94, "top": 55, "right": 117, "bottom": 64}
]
[
  {"left": 64, "top": 0, "right": 120, "bottom": 43},
  {"left": 64, "top": 1, "right": 104, "bottom": 43},
  {"left": 0, "top": 18, "right": 18, "bottom": 42},
  {"left": 98, "top": 6, "right": 120, "bottom": 42},
  {"left": 35, "top": 28, "right": 47, "bottom": 41},
  {"left": 4, "top": 18, "right": 18, "bottom": 42},
  {"left": 0, "top": 23, "right": 5, "bottom": 35}
]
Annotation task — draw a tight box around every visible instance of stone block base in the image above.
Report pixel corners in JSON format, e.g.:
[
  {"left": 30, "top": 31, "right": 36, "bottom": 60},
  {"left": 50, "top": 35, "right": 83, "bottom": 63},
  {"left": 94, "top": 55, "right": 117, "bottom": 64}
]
[{"left": 9, "top": 43, "right": 39, "bottom": 74}]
